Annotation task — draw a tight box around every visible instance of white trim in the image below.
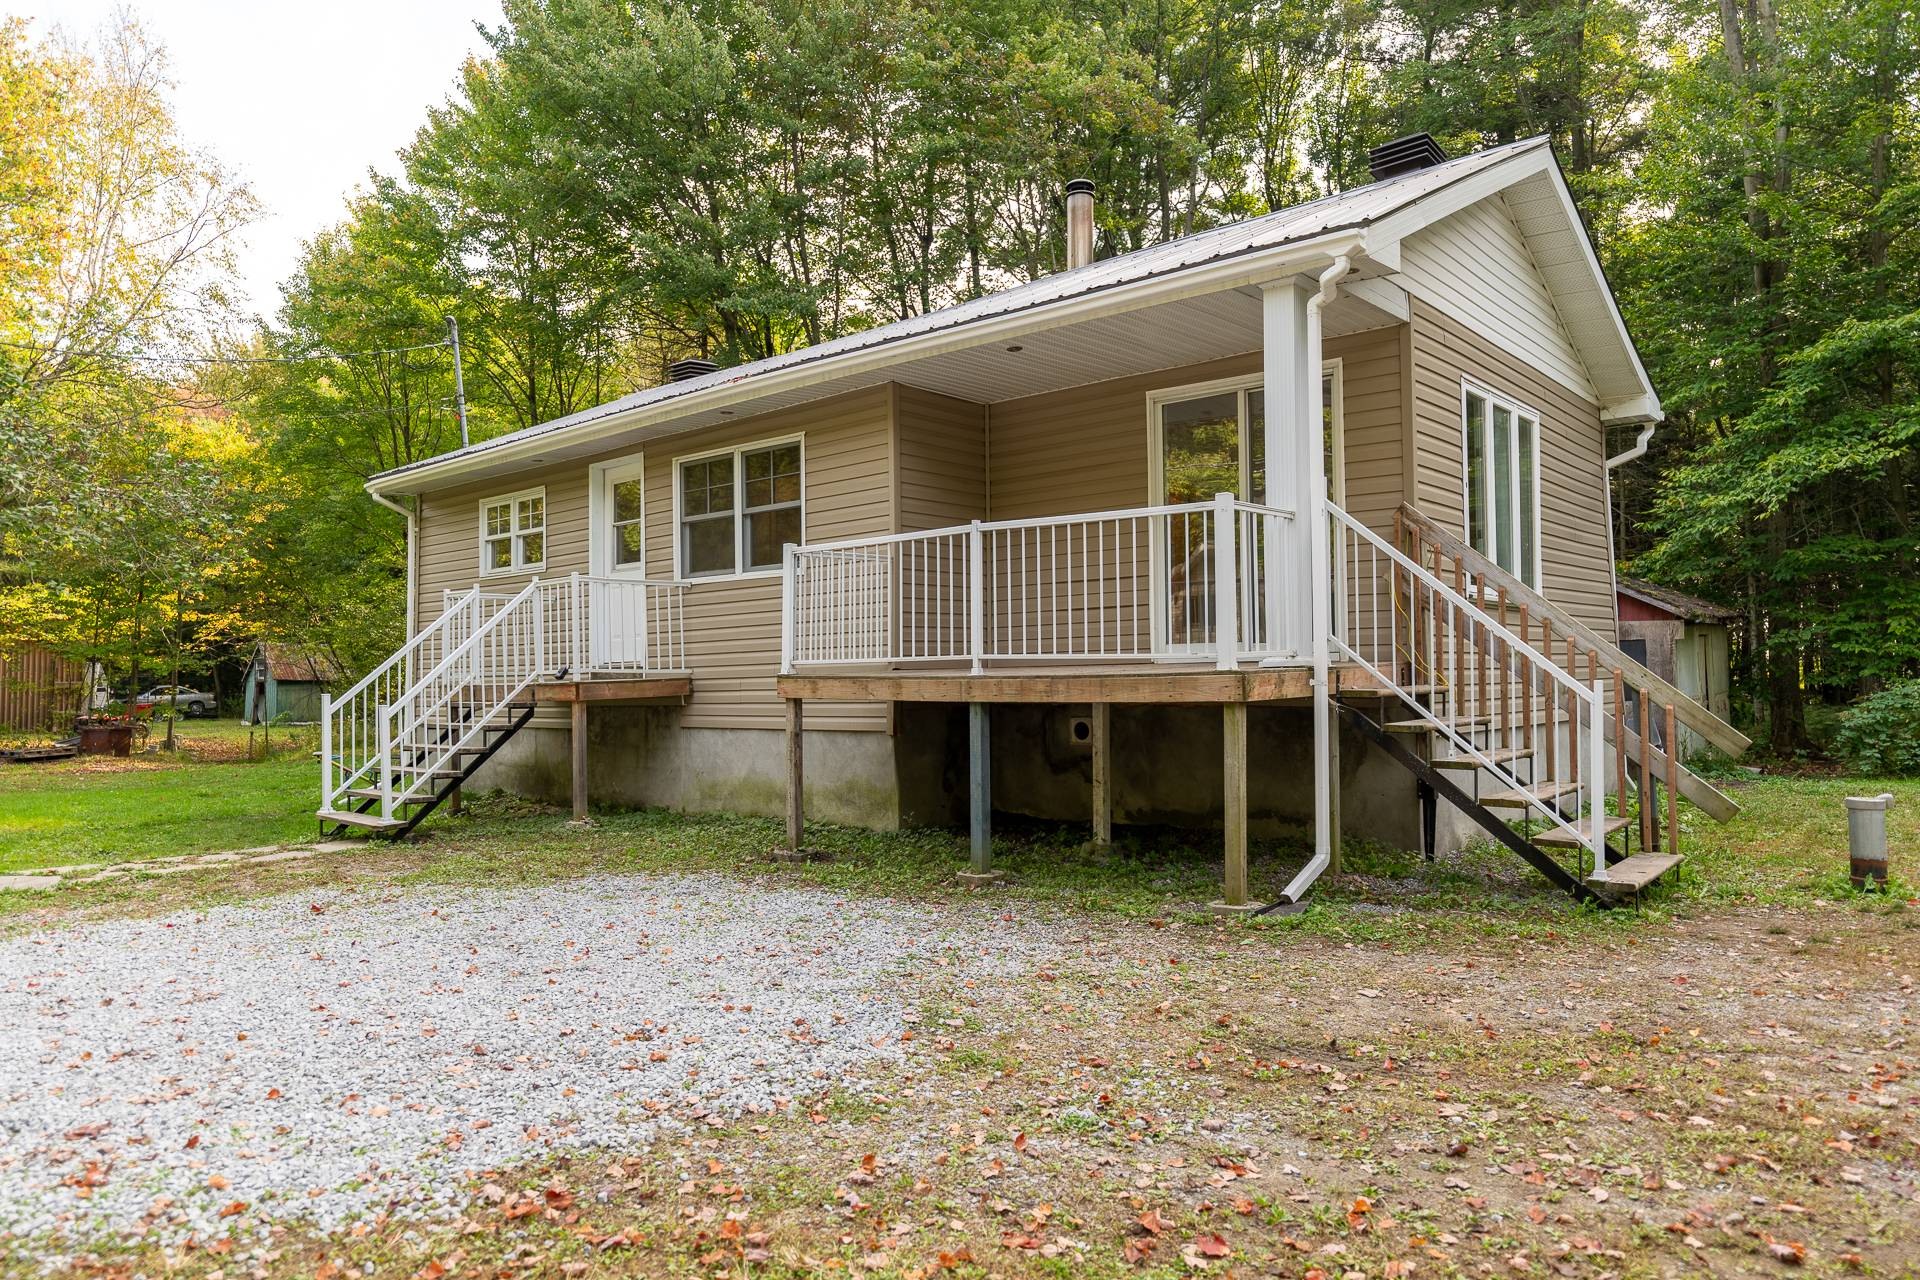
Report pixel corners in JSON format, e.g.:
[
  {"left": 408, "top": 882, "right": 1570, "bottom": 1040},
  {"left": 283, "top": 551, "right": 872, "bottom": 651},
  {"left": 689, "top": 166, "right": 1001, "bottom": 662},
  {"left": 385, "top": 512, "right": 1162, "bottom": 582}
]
[
  {"left": 1323, "top": 358, "right": 1346, "bottom": 506},
  {"left": 670, "top": 432, "right": 807, "bottom": 582},
  {"left": 587, "top": 453, "right": 648, "bottom": 579},
  {"left": 477, "top": 485, "right": 547, "bottom": 577},
  {"left": 1458, "top": 379, "right": 1543, "bottom": 588}
]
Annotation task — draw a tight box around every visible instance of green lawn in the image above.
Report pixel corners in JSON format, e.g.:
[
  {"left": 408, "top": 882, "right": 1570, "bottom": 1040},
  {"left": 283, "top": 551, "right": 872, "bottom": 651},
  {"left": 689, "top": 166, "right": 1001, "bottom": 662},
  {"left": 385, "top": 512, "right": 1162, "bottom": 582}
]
[{"left": 0, "top": 720, "right": 321, "bottom": 871}]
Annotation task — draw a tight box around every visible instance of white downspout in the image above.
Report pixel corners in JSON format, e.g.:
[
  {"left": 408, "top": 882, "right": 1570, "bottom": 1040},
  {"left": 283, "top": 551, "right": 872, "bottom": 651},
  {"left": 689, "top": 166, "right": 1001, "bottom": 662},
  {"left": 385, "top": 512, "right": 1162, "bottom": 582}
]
[
  {"left": 1605, "top": 422, "right": 1655, "bottom": 470},
  {"left": 369, "top": 490, "right": 418, "bottom": 641},
  {"left": 1276, "top": 251, "right": 1355, "bottom": 908}
]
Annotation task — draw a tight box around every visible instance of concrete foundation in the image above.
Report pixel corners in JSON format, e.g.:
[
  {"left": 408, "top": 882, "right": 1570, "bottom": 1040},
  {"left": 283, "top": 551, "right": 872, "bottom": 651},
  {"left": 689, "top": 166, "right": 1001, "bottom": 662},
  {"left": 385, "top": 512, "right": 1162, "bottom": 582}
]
[
  {"left": 470, "top": 706, "right": 908, "bottom": 829},
  {"left": 892, "top": 698, "right": 1460, "bottom": 851},
  {"left": 468, "top": 699, "right": 1479, "bottom": 855}
]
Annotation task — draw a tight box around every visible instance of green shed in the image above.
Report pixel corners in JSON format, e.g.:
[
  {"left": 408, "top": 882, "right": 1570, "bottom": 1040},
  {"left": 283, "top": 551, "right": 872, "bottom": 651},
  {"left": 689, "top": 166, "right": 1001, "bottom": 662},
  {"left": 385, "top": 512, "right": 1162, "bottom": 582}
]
[{"left": 242, "top": 642, "right": 343, "bottom": 724}]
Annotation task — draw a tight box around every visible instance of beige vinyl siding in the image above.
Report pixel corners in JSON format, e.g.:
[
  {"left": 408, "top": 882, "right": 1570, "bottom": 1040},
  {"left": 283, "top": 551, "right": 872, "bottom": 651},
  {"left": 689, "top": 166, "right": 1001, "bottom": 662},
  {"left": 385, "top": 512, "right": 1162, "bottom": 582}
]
[
  {"left": 1398, "top": 193, "right": 1596, "bottom": 402},
  {"left": 988, "top": 334, "right": 1405, "bottom": 534},
  {"left": 894, "top": 385, "right": 988, "bottom": 530},
  {"left": 413, "top": 386, "right": 894, "bottom": 732},
  {"left": 1409, "top": 297, "right": 1617, "bottom": 642}
]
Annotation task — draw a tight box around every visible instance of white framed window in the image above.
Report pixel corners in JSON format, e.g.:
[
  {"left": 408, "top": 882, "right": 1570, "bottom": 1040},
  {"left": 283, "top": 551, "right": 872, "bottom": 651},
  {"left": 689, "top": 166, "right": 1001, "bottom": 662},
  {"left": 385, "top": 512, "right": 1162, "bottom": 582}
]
[
  {"left": 478, "top": 486, "right": 545, "bottom": 575},
  {"left": 1461, "top": 382, "right": 1541, "bottom": 588},
  {"left": 1146, "top": 364, "right": 1343, "bottom": 507},
  {"left": 588, "top": 455, "right": 647, "bottom": 577},
  {"left": 673, "top": 435, "right": 804, "bottom": 579}
]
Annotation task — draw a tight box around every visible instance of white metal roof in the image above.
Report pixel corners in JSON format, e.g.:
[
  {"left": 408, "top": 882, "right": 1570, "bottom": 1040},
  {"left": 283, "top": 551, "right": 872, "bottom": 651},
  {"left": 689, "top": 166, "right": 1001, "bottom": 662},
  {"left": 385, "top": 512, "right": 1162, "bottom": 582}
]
[{"left": 373, "top": 136, "right": 1655, "bottom": 494}]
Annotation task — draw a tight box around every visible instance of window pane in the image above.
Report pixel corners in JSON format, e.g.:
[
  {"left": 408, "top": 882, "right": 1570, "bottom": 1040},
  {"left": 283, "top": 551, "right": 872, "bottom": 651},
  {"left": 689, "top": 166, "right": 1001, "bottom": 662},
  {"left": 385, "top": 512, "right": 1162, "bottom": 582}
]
[
  {"left": 486, "top": 536, "right": 511, "bottom": 570},
  {"left": 682, "top": 464, "right": 708, "bottom": 516},
  {"left": 772, "top": 472, "right": 800, "bottom": 504},
  {"left": 517, "top": 496, "right": 543, "bottom": 530},
  {"left": 1161, "top": 392, "right": 1240, "bottom": 504},
  {"left": 746, "top": 476, "right": 773, "bottom": 508},
  {"left": 1518, "top": 416, "right": 1537, "bottom": 586},
  {"left": 1465, "top": 394, "right": 1487, "bottom": 554},
  {"left": 615, "top": 522, "right": 644, "bottom": 566},
  {"left": 486, "top": 503, "right": 510, "bottom": 536},
  {"left": 746, "top": 505, "right": 801, "bottom": 569},
  {"left": 518, "top": 532, "right": 543, "bottom": 565},
  {"left": 683, "top": 515, "right": 734, "bottom": 575},
  {"left": 1492, "top": 405, "right": 1514, "bottom": 572},
  {"left": 745, "top": 449, "right": 771, "bottom": 482},
  {"left": 707, "top": 458, "right": 733, "bottom": 511},
  {"left": 613, "top": 479, "right": 642, "bottom": 523}
]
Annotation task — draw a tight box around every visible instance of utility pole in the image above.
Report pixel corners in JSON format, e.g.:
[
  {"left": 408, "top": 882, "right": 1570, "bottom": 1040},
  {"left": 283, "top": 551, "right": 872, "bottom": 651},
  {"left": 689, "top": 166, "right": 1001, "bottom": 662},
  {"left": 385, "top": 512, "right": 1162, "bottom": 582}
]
[{"left": 447, "top": 315, "right": 470, "bottom": 448}]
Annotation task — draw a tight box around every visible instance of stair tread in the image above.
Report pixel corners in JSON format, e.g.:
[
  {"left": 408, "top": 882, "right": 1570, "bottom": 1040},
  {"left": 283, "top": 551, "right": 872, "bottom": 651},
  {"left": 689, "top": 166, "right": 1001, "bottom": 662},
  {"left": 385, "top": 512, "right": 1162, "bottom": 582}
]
[
  {"left": 1383, "top": 715, "right": 1495, "bottom": 733},
  {"left": 1588, "top": 852, "right": 1682, "bottom": 892},
  {"left": 1532, "top": 815, "right": 1633, "bottom": 848},
  {"left": 1431, "top": 746, "right": 1532, "bottom": 770},
  {"left": 342, "top": 788, "right": 438, "bottom": 804},
  {"left": 317, "top": 808, "right": 406, "bottom": 831},
  {"left": 1481, "top": 778, "right": 1583, "bottom": 808}
]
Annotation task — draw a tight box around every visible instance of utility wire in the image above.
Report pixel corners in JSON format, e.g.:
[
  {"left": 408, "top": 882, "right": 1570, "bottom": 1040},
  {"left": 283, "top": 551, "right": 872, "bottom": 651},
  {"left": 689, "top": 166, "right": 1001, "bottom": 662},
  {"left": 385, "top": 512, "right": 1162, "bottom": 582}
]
[{"left": 0, "top": 336, "right": 455, "bottom": 366}]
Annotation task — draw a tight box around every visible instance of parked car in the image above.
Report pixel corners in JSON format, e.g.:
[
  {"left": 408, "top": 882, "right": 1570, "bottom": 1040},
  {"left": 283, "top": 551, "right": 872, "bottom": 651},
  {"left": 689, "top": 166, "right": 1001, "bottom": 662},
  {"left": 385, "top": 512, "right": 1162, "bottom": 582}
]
[{"left": 135, "top": 685, "right": 214, "bottom": 717}]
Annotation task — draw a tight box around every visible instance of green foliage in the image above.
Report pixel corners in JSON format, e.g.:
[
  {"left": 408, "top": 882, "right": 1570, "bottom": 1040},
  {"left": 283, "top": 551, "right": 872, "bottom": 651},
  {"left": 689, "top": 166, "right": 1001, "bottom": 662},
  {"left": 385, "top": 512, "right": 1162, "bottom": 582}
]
[{"left": 1832, "top": 680, "right": 1920, "bottom": 776}]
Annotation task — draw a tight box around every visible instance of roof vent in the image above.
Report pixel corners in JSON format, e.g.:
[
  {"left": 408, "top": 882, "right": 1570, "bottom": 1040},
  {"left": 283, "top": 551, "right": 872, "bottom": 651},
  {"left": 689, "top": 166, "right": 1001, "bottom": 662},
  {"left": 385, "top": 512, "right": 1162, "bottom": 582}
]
[
  {"left": 1367, "top": 133, "right": 1449, "bottom": 182},
  {"left": 667, "top": 357, "right": 718, "bottom": 383}
]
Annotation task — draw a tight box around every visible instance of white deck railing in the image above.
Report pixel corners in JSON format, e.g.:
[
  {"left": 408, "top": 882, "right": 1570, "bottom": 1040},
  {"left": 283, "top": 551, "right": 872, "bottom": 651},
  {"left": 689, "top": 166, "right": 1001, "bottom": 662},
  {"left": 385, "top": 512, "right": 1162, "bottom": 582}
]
[
  {"left": 781, "top": 494, "right": 1296, "bottom": 673},
  {"left": 322, "top": 574, "right": 686, "bottom": 820},
  {"left": 1328, "top": 503, "right": 1609, "bottom": 869}
]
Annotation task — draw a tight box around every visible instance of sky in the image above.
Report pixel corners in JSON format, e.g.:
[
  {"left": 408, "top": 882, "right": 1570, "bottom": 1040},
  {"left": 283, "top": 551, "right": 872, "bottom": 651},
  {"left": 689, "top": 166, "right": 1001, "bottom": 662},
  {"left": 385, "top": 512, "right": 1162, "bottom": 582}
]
[{"left": 24, "top": 0, "right": 504, "bottom": 320}]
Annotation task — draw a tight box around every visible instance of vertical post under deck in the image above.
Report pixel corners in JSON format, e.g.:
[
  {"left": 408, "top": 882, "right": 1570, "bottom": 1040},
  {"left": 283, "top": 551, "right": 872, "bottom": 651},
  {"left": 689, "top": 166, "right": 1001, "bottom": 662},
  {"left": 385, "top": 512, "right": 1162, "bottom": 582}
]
[
  {"left": 960, "top": 702, "right": 999, "bottom": 883},
  {"left": 1090, "top": 702, "right": 1112, "bottom": 848},
  {"left": 1217, "top": 701, "right": 1250, "bottom": 912},
  {"left": 570, "top": 697, "right": 588, "bottom": 823},
  {"left": 786, "top": 698, "right": 804, "bottom": 848}
]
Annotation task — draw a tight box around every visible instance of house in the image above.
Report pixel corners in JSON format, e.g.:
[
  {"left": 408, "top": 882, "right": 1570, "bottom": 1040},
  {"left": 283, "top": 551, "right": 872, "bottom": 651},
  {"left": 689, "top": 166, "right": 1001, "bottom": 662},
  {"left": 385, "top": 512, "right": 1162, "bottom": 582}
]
[
  {"left": 243, "top": 642, "right": 343, "bottom": 724},
  {"left": 322, "top": 133, "right": 1751, "bottom": 909},
  {"left": 1616, "top": 578, "right": 1738, "bottom": 759}
]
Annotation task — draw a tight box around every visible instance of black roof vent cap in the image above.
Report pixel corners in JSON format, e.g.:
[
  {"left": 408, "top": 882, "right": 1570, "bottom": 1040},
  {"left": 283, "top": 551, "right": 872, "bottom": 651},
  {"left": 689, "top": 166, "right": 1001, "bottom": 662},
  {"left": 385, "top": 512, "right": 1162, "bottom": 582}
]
[
  {"left": 667, "top": 357, "right": 719, "bottom": 383},
  {"left": 1367, "top": 133, "right": 1450, "bottom": 182}
]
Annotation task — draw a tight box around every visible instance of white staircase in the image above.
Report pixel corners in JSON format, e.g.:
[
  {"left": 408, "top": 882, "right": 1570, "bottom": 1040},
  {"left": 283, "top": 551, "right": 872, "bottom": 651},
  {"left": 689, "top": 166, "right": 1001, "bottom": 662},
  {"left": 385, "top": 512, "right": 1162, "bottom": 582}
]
[{"left": 1327, "top": 503, "right": 1621, "bottom": 894}]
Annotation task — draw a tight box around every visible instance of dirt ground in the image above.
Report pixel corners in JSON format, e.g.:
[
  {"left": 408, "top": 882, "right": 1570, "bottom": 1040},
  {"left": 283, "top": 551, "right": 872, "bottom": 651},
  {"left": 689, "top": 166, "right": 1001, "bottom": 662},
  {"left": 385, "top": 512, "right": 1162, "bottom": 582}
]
[{"left": 38, "top": 885, "right": 1912, "bottom": 1280}]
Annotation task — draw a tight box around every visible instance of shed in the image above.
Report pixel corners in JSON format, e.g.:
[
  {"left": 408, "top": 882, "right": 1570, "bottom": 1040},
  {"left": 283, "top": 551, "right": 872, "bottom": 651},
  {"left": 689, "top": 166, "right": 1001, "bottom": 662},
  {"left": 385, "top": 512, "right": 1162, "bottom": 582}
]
[
  {"left": 1617, "top": 578, "right": 1737, "bottom": 757},
  {"left": 242, "top": 642, "right": 344, "bottom": 724},
  {"left": 0, "top": 645, "right": 86, "bottom": 731}
]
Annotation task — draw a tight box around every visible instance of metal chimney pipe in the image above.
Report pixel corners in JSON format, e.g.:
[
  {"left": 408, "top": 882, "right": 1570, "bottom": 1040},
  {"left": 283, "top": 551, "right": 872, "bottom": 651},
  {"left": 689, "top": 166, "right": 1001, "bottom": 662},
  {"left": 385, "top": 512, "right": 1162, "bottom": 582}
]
[{"left": 1065, "top": 178, "right": 1095, "bottom": 270}]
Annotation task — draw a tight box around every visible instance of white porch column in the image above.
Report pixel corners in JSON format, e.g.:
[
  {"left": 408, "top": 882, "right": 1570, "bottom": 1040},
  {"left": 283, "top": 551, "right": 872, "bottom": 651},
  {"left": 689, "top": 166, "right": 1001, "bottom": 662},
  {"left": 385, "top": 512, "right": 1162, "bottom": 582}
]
[
  {"left": 1262, "top": 276, "right": 1333, "bottom": 865},
  {"left": 1261, "top": 281, "right": 1313, "bottom": 657}
]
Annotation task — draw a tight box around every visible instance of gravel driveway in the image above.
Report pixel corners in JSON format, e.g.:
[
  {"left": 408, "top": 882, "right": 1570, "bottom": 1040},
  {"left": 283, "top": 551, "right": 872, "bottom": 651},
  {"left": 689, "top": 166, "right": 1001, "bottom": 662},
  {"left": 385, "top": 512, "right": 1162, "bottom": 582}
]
[{"left": 0, "top": 874, "right": 1050, "bottom": 1250}]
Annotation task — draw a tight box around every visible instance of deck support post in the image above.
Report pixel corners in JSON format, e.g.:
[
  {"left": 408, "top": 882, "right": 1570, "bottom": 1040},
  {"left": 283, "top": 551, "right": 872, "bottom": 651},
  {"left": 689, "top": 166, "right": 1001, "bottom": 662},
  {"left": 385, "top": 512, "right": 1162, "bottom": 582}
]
[
  {"left": 1089, "top": 702, "right": 1112, "bottom": 849},
  {"left": 959, "top": 702, "right": 1001, "bottom": 884},
  {"left": 770, "top": 697, "right": 818, "bottom": 861},
  {"left": 1328, "top": 704, "right": 1343, "bottom": 874},
  {"left": 1212, "top": 702, "right": 1257, "bottom": 915},
  {"left": 569, "top": 698, "right": 588, "bottom": 823}
]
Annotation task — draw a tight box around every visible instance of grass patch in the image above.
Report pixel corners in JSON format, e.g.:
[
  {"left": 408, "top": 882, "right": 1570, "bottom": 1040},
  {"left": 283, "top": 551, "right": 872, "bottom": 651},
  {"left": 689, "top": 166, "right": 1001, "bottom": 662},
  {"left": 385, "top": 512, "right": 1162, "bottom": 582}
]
[{"left": 0, "top": 720, "right": 320, "bottom": 871}]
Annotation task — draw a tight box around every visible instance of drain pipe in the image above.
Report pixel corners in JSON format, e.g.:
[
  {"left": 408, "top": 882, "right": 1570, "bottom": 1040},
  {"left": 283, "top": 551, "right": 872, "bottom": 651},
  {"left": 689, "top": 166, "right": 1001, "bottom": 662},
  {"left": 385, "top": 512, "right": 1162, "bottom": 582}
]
[
  {"left": 369, "top": 490, "right": 419, "bottom": 641},
  {"left": 1268, "top": 250, "right": 1356, "bottom": 912},
  {"left": 1605, "top": 422, "right": 1656, "bottom": 470}
]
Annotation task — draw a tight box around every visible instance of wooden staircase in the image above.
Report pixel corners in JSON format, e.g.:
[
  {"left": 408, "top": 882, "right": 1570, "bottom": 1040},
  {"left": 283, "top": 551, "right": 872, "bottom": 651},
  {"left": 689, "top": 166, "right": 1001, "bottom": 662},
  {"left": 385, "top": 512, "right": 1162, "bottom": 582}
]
[{"left": 1325, "top": 501, "right": 1750, "bottom": 903}]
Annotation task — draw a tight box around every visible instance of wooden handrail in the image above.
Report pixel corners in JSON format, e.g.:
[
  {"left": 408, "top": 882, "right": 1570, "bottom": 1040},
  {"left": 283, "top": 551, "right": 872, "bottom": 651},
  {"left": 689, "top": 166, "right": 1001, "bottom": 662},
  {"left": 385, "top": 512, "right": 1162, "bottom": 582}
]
[
  {"left": 1398, "top": 503, "right": 1751, "bottom": 758},
  {"left": 1396, "top": 503, "right": 1741, "bottom": 825}
]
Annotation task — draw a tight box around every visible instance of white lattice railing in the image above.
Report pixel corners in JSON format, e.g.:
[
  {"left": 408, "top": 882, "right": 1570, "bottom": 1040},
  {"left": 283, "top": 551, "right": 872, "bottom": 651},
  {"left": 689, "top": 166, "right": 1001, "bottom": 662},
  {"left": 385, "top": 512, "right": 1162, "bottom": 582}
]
[
  {"left": 781, "top": 495, "right": 1297, "bottom": 673},
  {"left": 1328, "top": 502, "right": 1610, "bottom": 871}
]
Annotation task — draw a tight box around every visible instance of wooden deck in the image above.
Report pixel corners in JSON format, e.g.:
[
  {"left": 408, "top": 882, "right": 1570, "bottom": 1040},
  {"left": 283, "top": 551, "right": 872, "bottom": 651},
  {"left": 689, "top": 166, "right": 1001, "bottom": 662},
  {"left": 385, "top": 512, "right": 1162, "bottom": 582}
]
[
  {"left": 533, "top": 675, "right": 692, "bottom": 705},
  {"left": 776, "top": 661, "right": 1388, "bottom": 705}
]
